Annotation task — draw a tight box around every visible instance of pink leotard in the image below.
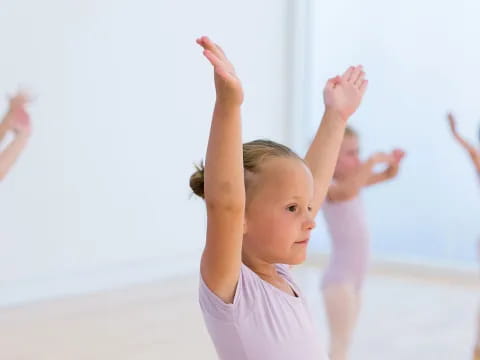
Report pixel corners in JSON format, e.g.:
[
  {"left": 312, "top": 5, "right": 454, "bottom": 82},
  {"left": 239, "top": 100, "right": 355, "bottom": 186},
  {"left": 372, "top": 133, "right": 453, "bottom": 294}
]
[{"left": 321, "top": 195, "right": 370, "bottom": 291}]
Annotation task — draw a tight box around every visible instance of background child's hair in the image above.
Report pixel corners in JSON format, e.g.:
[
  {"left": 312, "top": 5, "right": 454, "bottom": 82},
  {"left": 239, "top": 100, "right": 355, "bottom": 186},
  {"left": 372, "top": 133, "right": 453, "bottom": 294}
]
[{"left": 345, "top": 126, "right": 358, "bottom": 137}]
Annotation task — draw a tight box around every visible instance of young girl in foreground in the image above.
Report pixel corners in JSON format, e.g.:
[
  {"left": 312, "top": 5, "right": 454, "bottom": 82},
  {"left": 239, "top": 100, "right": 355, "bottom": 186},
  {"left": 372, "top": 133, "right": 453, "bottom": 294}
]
[
  {"left": 190, "top": 36, "right": 367, "bottom": 360},
  {"left": 447, "top": 112, "right": 480, "bottom": 360},
  {"left": 0, "top": 92, "right": 32, "bottom": 181},
  {"left": 321, "top": 126, "right": 405, "bottom": 360}
]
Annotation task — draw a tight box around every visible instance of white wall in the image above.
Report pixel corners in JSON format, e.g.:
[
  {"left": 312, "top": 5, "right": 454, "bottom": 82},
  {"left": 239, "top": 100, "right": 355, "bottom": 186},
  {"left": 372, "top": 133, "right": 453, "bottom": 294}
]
[
  {"left": 306, "top": 0, "right": 480, "bottom": 266},
  {"left": 0, "top": 0, "right": 291, "bottom": 306}
]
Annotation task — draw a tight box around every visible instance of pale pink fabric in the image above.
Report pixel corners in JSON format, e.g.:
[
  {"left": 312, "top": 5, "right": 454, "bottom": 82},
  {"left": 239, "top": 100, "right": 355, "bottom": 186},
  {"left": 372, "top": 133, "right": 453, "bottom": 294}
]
[
  {"left": 322, "top": 196, "right": 370, "bottom": 290},
  {"left": 199, "top": 264, "right": 328, "bottom": 360}
]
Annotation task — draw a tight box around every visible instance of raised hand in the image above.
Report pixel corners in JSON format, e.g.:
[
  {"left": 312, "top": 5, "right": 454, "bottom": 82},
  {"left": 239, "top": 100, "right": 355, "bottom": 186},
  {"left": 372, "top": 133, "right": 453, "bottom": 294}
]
[
  {"left": 323, "top": 65, "right": 368, "bottom": 122},
  {"left": 5, "top": 92, "right": 32, "bottom": 136},
  {"left": 384, "top": 149, "right": 405, "bottom": 179},
  {"left": 197, "top": 36, "right": 244, "bottom": 107}
]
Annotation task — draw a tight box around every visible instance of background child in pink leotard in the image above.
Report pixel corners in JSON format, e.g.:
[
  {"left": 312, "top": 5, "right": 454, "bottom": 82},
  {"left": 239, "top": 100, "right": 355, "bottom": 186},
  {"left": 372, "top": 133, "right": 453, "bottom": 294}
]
[
  {"left": 321, "top": 126, "right": 405, "bottom": 360},
  {"left": 447, "top": 112, "right": 480, "bottom": 360}
]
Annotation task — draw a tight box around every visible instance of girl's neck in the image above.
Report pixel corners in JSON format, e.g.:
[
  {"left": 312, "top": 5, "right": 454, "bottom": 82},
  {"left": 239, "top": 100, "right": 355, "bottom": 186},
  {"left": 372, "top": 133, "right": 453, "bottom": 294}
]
[{"left": 242, "top": 254, "right": 279, "bottom": 280}]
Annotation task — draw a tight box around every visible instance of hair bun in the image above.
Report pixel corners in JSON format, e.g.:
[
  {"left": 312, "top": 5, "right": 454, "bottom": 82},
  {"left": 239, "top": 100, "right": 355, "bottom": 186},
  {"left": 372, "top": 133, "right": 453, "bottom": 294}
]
[{"left": 189, "top": 162, "right": 205, "bottom": 199}]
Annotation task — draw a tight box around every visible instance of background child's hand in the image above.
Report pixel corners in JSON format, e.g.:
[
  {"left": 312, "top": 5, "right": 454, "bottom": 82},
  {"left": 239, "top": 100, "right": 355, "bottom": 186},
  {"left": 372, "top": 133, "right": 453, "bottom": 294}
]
[
  {"left": 197, "top": 36, "right": 243, "bottom": 107},
  {"left": 6, "top": 92, "right": 32, "bottom": 136},
  {"left": 391, "top": 149, "right": 405, "bottom": 164},
  {"left": 384, "top": 149, "right": 405, "bottom": 179},
  {"left": 323, "top": 65, "right": 368, "bottom": 121}
]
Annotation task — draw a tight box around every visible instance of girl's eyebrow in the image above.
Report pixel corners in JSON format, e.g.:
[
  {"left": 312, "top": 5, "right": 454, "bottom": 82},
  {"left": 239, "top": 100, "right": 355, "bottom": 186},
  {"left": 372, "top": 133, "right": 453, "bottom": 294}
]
[{"left": 288, "top": 195, "right": 306, "bottom": 201}]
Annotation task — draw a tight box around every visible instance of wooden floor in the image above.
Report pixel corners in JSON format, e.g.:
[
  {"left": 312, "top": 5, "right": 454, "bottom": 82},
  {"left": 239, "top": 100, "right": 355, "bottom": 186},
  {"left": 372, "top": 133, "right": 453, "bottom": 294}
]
[{"left": 0, "top": 265, "right": 478, "bottom": 359}]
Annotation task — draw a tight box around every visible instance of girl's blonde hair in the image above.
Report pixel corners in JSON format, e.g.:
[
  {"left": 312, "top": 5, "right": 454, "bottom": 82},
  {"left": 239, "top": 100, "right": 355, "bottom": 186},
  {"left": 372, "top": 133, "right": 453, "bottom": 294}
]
[{"left": 190, "top": 139, "right": 302, "bottom": 199}]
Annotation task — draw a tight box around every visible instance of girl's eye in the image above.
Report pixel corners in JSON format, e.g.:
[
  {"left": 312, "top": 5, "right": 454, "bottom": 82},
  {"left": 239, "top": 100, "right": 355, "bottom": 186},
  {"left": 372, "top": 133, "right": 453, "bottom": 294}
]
[
  {"left": 287, "top": 205, "right": 297, "bottom": 212},
  {"left": 307, "top": 206, "right": 312, "bottom": 212}
]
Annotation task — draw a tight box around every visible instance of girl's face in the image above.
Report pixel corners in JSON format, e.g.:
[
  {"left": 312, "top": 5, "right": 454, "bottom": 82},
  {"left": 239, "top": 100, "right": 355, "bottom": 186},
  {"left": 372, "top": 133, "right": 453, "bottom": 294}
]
[
  {"left": 242, "top": 157, "right": 316, "bottom": 265},
  {"left": 334, "top": 135, "right": 361, "bottom": 180}
]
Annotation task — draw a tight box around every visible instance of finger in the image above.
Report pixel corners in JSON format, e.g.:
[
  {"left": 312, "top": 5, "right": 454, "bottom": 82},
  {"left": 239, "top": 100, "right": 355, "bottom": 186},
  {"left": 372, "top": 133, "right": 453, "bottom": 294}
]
[
  {"left": 214, "top": 43, "right": 228, "bottom": 60},
  {"left": 372, "top": 152, "right": 390, "bottom": 163},
  {"left": 391, "top": 150, "right": 404, "bottom": 162},
  {"left": 196, "top": 36, "right": 207, "bottom": 47},
  {"left": 353, "top": 70, "right": 365, "bottom": 87},
  {"left": 200, "top": 37, "right": 226, "bottom": 63},
  {"left": 387, "top": 157, "right": 397, "bottom": 165},
  {"left": 203, "top": 50, "right": 235, "bottom": 82},
  {"left": 384, "top": 153, "right": 395, "bottom": 162},
  {"left": 325, "top": 76, "right": 338, "bottom": 90},
  {"left": 341, "top": 66, "right": 355, "bottom": 81},
  {"left": 214, "top": 66, "right": 235, "bottom": 83},
  {"left": 197, "top": 36, "right": 215, "bottom": 51},
  {"left": 349, "top": 65, "right": 362, "bottom": 83},
  {"left": 325, "top": 78, "right": 334, "bottom": 90},
  {"left": 203, "top": 50, "right": 224, "bottom": 69},
  {"left": 383, "top": 152, "right": 395, "bottom": 161},
  {"left": 393, "top": 156, "right": 402, "bottom": 165},
  {"left": 9, "top": 95, "right": 29, "bottom": 109},
  {"left": 359, "top": 79, "right": 368, "bottom": 94}
]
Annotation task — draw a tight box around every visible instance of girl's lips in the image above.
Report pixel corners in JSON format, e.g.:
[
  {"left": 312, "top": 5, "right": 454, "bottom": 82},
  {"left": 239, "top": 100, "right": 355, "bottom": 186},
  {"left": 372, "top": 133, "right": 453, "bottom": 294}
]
[{"left": 295, "top": 239, "right": 309, "bottom": 245}]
